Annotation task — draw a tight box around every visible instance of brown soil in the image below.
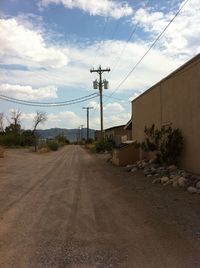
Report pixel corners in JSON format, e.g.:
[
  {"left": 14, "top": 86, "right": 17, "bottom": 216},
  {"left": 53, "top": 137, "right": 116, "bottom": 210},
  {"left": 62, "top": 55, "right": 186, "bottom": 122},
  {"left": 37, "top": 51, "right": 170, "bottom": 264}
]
[{"left": 0, "top": 145, "right": 200, "bottom": 267}]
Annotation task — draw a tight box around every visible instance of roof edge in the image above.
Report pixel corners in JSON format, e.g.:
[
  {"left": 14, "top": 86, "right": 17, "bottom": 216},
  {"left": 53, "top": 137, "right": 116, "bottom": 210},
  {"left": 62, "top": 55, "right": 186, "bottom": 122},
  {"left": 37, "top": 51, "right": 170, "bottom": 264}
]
[{"left": 132, "top": 53, "right": 200, "bottom": 103}]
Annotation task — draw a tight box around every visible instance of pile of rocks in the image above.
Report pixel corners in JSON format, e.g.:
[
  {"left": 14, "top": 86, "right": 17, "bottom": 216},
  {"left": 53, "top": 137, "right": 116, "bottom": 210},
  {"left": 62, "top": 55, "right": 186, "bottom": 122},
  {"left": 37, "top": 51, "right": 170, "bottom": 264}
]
[{"left": 125, "top": 160, "right": 200, "bottom": 195}]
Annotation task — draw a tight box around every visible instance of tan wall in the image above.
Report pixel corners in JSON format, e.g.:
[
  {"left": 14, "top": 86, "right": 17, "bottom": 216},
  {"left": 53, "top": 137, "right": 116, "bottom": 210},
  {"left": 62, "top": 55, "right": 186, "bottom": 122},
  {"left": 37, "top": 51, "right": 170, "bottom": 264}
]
[
  {"left": 132, "top": 85, "right": 161, "bottom": 142},
  {"left": 132, "top": 56, "right": 200, "bottom": 174},
  {"left": 112, "top": 143, "right": 140, "bottom": 166}
]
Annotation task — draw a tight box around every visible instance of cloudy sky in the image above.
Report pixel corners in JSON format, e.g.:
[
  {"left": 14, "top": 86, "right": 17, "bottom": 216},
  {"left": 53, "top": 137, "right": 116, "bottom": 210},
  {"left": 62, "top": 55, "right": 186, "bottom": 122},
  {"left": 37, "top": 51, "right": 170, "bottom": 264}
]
[{"left": 0, "top": 0, "right": 199, "bottom": 130}]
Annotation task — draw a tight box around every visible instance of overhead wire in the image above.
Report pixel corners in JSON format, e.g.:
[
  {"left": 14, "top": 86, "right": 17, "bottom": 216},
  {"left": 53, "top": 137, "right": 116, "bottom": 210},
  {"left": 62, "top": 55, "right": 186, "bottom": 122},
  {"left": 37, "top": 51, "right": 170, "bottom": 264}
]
[
  {"left": 0, "top": 92, "right": 98, "bottom": 105},
  {"left": 105, "top": 0, "right": 190, "bottom": 101},
  {"left": 0, "top": 93, "right": 99, "bottom": 107},
  {"left": 107, "top": 0, "right": 150, "bottom": 79}
]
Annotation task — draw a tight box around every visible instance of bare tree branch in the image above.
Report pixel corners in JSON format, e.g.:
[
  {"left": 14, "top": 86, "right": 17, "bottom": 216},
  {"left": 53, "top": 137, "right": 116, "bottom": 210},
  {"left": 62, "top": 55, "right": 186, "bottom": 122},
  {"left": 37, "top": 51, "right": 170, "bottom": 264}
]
[
  {"left": 33, "top": 111, "right": 47, "bottom": 134},
  {"left": 33, "top": 111, "right": 47, "bottom": 152},
  {"left": 10, "top": 110, "right": 22, "bottom": 126}
]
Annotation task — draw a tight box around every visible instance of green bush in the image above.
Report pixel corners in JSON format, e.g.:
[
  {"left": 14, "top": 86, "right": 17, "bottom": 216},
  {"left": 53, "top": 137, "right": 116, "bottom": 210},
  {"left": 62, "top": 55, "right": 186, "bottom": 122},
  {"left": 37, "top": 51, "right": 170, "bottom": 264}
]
[
  {"left": 95, "top": 140, "right": 114, "bottom": 153},
  {"left": 47, "top": 141, "right": 59, "bottom": 151},
  {"left": 55, "top": 135, "right": 70, "bottom": 145},
  {"left": 138, "top": 124, "right": 184, "bottom": 165}
]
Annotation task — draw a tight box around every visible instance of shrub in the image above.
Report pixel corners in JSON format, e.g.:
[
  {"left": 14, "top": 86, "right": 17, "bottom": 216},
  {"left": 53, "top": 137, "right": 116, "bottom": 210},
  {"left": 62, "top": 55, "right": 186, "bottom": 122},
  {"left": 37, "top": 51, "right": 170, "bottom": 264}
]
[
  {"left": 138, "top": 124, "right": 184, "bottom": 165},
  {"left": 47, "top": 141, "right": 59, "bottom": 151},
  {"left": 55, "top": 135, "right": 70, "bottom": 145},
  {"left": 95, "top": 140, "right": 114, "bottom": 153}
]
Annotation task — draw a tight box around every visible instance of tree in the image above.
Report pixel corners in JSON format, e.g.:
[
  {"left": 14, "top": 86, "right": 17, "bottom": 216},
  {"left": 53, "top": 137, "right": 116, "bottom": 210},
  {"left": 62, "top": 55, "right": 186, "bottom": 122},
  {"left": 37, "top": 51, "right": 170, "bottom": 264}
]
[
  {"left": 6, "top": 110, "right": 22, "bottom": 135},
  {"left": 0, "top": 113, "right": 4, "bottom": 133},
  {"left": 33, "top": 111, "right": 47, "bottom": 151}
]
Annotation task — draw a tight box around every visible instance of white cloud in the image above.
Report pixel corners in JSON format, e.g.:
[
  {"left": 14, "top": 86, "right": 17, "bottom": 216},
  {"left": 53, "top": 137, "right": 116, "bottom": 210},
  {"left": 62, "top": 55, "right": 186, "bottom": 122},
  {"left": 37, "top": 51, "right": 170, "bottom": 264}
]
[
  {"left": 0, "top": 84, "right": 57, "bottom": 100},
  {"left": 104, "top": 112, "right": 131, "bottom": 128},
  {"left": 132, "top": 0, "right": 200, "bottom": 58},
  {"left": 39, "top": 0, "right": 133, "bottom": 19},
  {"left": 105, "top": 102, "right": 124, "bottom": 113},
  {"left": 0, "top": 39, "right": 185, "bottom": 93},
  {"left": 19, "top": 110, "right": 81, "bottom": 129},
  {"left": 0, "top": 18, "right": 68, "bottom": 69}
]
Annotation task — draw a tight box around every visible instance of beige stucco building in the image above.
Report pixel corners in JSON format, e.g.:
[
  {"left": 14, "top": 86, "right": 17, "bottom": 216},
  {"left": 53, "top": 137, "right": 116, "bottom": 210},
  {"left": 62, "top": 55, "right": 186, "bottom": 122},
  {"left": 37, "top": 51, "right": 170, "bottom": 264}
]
[{"left": 132, "top": 54, "right": 200, "bottom": 174}]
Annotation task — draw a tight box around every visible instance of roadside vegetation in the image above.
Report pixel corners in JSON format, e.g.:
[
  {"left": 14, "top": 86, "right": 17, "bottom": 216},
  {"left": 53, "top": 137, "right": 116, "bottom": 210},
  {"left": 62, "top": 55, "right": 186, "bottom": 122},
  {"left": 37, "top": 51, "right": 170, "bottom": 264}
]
[
  {"left": 136, "top": 124, "right": 184, "bottom": 165},
  {"left": 95, "top": 140, "right": 114, "bottom": 153},
  {"left": 84, "top": 139, "right": 114, "bottom": 153},
  {"left": 0, "top": 110, "right": 70, "bottom": 153}
]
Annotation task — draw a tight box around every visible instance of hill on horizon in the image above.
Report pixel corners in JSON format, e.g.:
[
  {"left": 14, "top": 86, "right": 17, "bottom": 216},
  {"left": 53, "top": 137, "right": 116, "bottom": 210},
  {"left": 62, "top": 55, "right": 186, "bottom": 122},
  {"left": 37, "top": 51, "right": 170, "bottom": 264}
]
[{"left": 37, "top": 128, "right": 95, "bottom": 142}]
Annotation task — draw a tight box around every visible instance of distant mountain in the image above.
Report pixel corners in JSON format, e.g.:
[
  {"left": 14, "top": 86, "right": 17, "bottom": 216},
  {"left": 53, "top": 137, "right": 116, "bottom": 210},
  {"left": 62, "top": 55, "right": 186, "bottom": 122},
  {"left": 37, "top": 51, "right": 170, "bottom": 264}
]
[{"left": 37, "top": 128, "right": 95, "bottom": 142}]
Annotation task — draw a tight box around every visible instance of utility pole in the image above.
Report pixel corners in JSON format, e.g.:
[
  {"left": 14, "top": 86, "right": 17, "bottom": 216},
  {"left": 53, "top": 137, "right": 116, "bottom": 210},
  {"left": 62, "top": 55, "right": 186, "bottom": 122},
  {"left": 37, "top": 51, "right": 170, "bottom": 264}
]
[
  {"left": 83, "top": 107, "right": 93, "bottom": 140},
  {"left": 90, "top": 65, "right": 110, "bottom": 140}
]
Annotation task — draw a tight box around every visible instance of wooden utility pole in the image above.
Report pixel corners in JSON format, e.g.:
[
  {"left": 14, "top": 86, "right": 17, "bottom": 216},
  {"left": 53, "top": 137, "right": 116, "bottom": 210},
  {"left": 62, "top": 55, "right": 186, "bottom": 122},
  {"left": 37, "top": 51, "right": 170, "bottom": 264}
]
[
  {"left": 83, "top": 107, "right": 93, "bottom": 140},
  {"left": 90, "top": 65, "right": 110, "bottom": 140}
]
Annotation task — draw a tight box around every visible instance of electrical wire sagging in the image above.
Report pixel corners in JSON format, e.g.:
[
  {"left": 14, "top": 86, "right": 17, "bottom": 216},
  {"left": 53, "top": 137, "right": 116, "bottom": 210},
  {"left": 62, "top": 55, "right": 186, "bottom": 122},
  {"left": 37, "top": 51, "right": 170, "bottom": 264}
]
[{"left": 0, "top": 92, "right": 99, "bottom": 107}]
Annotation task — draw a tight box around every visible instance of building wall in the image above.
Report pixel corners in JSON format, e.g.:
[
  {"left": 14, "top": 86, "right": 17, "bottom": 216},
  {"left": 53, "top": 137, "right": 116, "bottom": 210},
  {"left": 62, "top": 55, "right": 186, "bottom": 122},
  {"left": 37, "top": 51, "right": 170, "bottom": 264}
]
[
  {"left": 112, "top": 143, "right": 140, "bottom": 166},
  {"left": 105, "top": 126, "right": 128, "bottom": 146},
  {"left": 132, "top": 55, "right": 200, "bottom": 174}
]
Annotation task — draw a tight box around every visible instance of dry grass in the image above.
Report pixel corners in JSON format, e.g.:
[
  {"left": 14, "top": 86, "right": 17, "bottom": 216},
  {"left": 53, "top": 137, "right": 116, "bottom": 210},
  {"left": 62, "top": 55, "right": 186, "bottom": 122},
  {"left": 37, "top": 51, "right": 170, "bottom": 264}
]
[{"left": 37, "top": 147, "right": 50, "bottom": 154}]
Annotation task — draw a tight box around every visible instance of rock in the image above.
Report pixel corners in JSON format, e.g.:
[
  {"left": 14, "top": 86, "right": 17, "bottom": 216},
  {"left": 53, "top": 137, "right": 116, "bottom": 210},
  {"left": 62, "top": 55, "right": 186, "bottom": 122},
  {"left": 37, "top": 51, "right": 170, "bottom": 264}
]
[
  {"left": 168, "top": 165, "right": 177, "bottom": 171},
  {"left": 170, "top": 174, "right": 178, "bottom": 179},
  {"left": 163, "top": 180, "right": 173, "bottom": 186},
  {"left": 151, "top": 167, "right": 157, "bottom": 172},
  {"left": 172, "top": 176, "right": 179, "bottom": 182},
  {"left": 124, "top": 164, "right": 137, "bottom": 172},
  {"left": 131, "top": 167, "right": 137, "bottom": 173},
  {"left": 187, "top": 186, "right": 197, "bottom": 194},
  {"left": 147, "top": 174, "right": 153, "bottom": 177},
  {"left": 196, "top": 181, "right": 200, "bottom": 189},
  {"left": 142, "top": 162, "right": 149, "bottom": 168},
  {"left": 178, "top": 177, "right": 187, "bottom": 187},
  {"left": 152, "top": 178, "right": 161, "bottom": 184},
  {"left": 161, "top": 176, "right": 169, "bottom": 184},
  {"left": 196, "top": 189, "right": 200, "bottom": 194},
  {"left": 172, "top": 181, "right": 178, "bottom": 187},
  {"left": 143, "top": 168, "right": 152, "bottom": 176}
]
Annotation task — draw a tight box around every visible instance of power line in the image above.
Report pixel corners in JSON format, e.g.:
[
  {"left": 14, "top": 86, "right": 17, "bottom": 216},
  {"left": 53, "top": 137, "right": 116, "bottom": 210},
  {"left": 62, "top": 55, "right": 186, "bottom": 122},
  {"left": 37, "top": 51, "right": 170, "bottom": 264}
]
[
  {"left": 106, "top": 0, "right": 190, "bottom": 99},
  {"left": 0, "top": 93, "right": 99, "bottom": 107},
  {"left": 0, "top": 92, "right": 98, "bottom": 105},
  {"left": 108, "top": 0, "right": 150, "bottom": 78}
]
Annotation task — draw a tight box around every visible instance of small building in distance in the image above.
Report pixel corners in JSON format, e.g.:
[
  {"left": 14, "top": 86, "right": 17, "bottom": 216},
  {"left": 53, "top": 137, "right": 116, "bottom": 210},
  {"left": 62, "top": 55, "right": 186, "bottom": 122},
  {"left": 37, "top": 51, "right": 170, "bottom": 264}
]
[
  {"left": 105, "top": 124, "right": 126, "bottom": 146},
  {"left": 95, "top": 121, "right": 132, "bottom": 146},
  {"left": 132, "top": 53, "right": 200, "bottom": 174}
]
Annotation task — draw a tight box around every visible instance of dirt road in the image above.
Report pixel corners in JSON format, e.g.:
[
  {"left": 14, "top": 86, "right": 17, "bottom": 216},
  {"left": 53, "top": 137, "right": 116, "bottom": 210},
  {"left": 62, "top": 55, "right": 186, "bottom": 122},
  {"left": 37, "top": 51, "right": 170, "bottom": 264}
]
[{"left": 0, "top": 145, "right": 200, "bottom": 267}]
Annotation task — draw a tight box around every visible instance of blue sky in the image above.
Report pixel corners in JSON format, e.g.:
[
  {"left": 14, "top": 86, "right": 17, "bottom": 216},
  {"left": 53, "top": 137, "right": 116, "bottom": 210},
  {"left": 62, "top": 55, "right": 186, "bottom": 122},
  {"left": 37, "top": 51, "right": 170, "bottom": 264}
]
[{"left": 0, "top": 0, "right": 199, "bottom": 130}]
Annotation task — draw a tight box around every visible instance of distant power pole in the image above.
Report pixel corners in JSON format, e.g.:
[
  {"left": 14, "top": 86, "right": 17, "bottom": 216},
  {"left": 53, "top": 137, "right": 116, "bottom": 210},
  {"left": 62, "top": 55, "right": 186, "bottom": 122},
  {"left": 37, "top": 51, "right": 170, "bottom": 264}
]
[
  {"left": 83, "top": 107, "right": 93, "bottom": 140},
  {"left": 90, "top": 65, "right": 110, "bottom": 140}
]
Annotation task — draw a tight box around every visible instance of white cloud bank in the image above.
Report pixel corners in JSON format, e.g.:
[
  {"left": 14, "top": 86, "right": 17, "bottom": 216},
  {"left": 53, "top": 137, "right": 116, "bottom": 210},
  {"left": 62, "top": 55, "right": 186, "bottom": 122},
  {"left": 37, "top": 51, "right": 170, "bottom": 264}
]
[
  {"left": 0, "top": 84, "right": 58, "bottom": 100},
  {"left": 132, "top": 0, "right": 200, "bottom": 58},
  {"left": 0, "top": 18, "right": 68, "bottom": 69},
  {"left": 39, "top": 0, "right": 133, "bottom": 19}
]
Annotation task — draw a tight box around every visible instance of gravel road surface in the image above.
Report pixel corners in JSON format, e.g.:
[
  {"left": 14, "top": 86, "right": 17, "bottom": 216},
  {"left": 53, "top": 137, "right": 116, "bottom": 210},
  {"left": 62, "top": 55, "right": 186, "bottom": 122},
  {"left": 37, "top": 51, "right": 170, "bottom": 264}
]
[{"left": 0, "top": 145, "right": 200, "bottom": 267}]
